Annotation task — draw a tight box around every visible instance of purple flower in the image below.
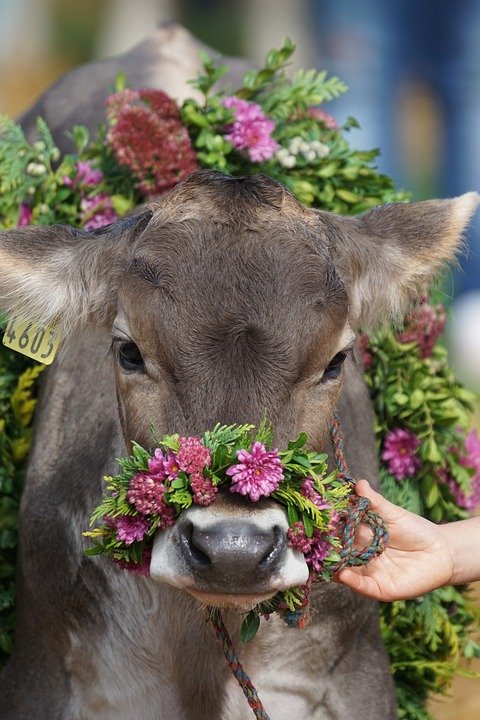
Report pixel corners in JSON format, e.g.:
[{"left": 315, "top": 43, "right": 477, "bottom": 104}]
[
  {"left": 76, "top": 160, "right": 103, "bottom": 186},
  {"left": 301, "top": 478, "right": 329, "bottom": 510},
  {"left": 449, "top": 429, "right": 480, "bottom": 511},
  {"left": 80, "top": 194, "right": 117, "bottom": 229},
  {"left": 287, "top": 522, "right": 330, "bottom": 571},
  {"left": 148, "top": 448, "right": 167, "bottom": 480},
  {"left": 115, "top": 547, "right": 152, "bottom": 576},
  {"left": 304, "top": 531, "right": 330, "bottom": 572},
  {"left": 163, "top": 451, "right": 180, "bottom": 480},
  {"left": 177, "top": 437, "right": 212, "bottom": 474},
  {"left": 116, "top": 515, "right": 149, "bottom": 545},
  {"left": 17, "top": 203, "right": 32, "bottom": 227},
  {"left": 227, "top": 441, "right": 284, "bottom": 501},
  {"left": 222, "top": 97, "right": 279, "bottom": 163},
  {"left": 382, "top": 428, "right": 422, "bottom": 480}
]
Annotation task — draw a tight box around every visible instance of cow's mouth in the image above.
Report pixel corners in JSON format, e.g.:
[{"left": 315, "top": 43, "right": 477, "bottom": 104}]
[{"left": 186, "top": 588, "right": 276, "bottom": 610}]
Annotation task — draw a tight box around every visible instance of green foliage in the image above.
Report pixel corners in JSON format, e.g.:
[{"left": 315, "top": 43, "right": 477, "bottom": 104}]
[
  {"left": 365, "top": 323, "right": 480, "bottom": 716},
  {"left": 0, "top": 335, "right": 43, "bottom": 664}
]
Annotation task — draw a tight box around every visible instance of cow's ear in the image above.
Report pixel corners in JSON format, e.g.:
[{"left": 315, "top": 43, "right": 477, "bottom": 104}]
[
  {"left": 0, "top": 210, "right": 153, "bottom": 338},
  {"left": 319, "top": 193, "right": 479, "bottom": 330}
]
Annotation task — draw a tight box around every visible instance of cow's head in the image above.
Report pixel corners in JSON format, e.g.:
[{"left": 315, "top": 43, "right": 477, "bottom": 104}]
[{"left": 1, "top": 171, "right": 477, "bottom": 606}]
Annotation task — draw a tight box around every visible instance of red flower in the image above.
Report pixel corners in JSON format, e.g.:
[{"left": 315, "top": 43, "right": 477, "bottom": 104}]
[{"left": 106, "top": 88, "right": 198, "bottom": 196}]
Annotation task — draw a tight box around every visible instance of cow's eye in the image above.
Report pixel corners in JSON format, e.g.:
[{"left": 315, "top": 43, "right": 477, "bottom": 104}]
[
  {"left": 322, "top": 352, "right": 347, "bottom": 381},
  {"left": 118, "top": 341, "right": 145, "bottom": 372}
]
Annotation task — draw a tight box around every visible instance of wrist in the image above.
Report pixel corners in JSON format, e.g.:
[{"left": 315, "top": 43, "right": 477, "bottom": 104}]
[{"left": 440, "top": 517, "right": 480, "bottom": 585}]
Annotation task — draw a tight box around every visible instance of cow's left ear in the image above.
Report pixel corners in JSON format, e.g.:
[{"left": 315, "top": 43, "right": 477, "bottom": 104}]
[
  {"left": 318, "top": 192, "right": 480, "bottom": 330},
  {"left": 0, "top": 210, "right": 153, "bottom": 339}
]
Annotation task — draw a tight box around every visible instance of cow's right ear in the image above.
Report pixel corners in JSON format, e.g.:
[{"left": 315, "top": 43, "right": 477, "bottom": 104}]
[
  {"left": 318, "top": 193, "right": 479, "bottom": 330},
  {"left": 0, "top": 210, "right": 153, "bottom": 339}
]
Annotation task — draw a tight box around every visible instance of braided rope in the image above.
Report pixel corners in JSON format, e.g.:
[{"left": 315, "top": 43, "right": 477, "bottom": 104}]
[
  {"left": 208, "top": 414, "right": 389, "bottom": 720},
  {"left": 330, "top": 413, "right": 389, "bottom": 571},
  {"left": 207, "top": 607, "right": 271, "bottom": 720}
]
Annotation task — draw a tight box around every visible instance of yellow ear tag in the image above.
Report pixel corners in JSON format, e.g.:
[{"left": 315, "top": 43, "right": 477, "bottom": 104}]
[{"left": 2, "top": 316, "right": 60, "bottom": 365}]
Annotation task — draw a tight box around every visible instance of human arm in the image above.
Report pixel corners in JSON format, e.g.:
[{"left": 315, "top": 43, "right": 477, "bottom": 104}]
[{"left": 335, "top": 479, "right": 480, "bottom": 601}]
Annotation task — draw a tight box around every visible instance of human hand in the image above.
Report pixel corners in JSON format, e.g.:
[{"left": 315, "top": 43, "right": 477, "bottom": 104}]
[{"left": 334, "top": 479, "right": 455, "bottom": 601}]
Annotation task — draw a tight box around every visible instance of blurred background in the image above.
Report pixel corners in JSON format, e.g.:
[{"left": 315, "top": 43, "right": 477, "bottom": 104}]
[{"left": 0, "top": 0, "right": 479, "bottom": 716}]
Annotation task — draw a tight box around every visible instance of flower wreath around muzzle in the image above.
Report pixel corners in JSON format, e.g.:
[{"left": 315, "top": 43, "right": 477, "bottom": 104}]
[{"left": 85, "top": 419, "right": 388, "bottom": 641}]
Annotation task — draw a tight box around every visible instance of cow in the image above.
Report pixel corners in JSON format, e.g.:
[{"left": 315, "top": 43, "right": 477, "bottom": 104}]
[
  {"left": 1, "top": 21, "right": 479, "bottom": 720},
  {"left": 0, "top": 167, "right": 478, "bottom": 719}
]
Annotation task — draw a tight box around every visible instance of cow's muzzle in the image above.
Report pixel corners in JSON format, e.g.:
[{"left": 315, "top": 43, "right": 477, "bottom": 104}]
[{"left": 149, "top": 504, "right": 309, "bottom": 607}]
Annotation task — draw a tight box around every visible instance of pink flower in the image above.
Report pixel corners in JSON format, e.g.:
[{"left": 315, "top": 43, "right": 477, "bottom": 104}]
[
  {"left": 127, "top": 472, "right": 175, "bottom": 528},
  {"left": 116, "top": 515, "right": 149, "bottom": 545},
  {"left": 464, "top": 429, "right": 480, "bottom": 469},
  {"left": 177, "top": 437, "right": 212, "bottom": 474},
  {"left": 397, "top": 302, "right": 447, "bottom": 358},
  {"left": 17, "top": 203, "right": 32, "bottom": 227},
  {"left": 287, "top": 521, "right": 313, "bottom": 553},
  {"left": 190, "top": 473, "right": 217, "bottom": 506},
  {"left": 450, "top": 429, "right": 480, "bottom": 511},
  {"left": 382, "top": 428, "right": 422, "bottom": 480},
  {"left": 76, "top": 160, "right": 103, "bottom": 186},
  {"left": 304, "top": 531, "right": 330, "bottom": 572},
  {"left": 301, "top": 478, "right": 329, "bottom": 510},
  {"left": 163, "top": 451, "right": 180, "bottom": 480},
  {"left": 115, "top": 546, "right": 152, "bottom": 576},
  {"left": 227, "top": 441, "right": 284, "bottom": 501},
  {"left": 222, "top": 97, "right": 279, "bottom": 163},
  {"left": 307, "top": 107, "right": 339, "bottom": 130},
  {"left": 80, "top": 194, "right": 117, "bottom": 229},
  {"left": 148, "top": 449, "right": 167, "bottom": 480}
]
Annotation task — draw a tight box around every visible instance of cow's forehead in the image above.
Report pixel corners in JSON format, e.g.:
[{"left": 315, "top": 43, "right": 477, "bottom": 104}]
[{"left": 129, "top": 211, "right": 346, "bottom": 314}]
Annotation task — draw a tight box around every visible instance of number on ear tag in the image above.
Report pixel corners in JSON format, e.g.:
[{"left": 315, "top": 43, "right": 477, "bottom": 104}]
[{"left": 2, "top": 316, "right": 60, "bottom": 365}]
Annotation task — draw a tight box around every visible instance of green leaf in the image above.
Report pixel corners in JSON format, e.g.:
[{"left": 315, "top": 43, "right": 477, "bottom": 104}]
[
  {"left": 302, "top": 513, "right": 313, "bottom": 538},
  {"left": 287, "top": 503, "right": 299, "bottom": 526},
  {"left": 287, "top": 432, "right": 308, "bottom": 451},
  {"left": 170, "top": 478, "right": 186, "bottom": 490},
  {"left": 240, "top": 611, "right": 260, "bottom": 643}
]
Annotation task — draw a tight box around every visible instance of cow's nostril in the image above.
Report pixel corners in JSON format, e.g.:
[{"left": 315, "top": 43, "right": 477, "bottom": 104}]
[
  {"left": 184, "top": 522, "right": 211, "bottom": 567},
  {"left": 258, "top": 525, "right": 284, "bottom": 568},
  {"left": 177, "top": 517, "right": 288, "bottom": 588}
]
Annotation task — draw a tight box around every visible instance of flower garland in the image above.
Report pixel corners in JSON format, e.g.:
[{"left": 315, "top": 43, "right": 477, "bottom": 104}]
[
  {"left": 84, "top": 423, "right": 360, "bottom": 640},
  {"left": 1, "top": 39, "right": 479, "bottom": 719}
]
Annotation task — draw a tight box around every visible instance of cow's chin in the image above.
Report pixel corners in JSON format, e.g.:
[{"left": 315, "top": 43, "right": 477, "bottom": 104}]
[{"left": 186, "top": 589, "right": 276, "bottom": 610}]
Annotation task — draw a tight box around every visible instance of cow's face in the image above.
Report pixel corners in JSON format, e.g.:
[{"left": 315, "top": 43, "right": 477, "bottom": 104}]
[
  {"left": 113, "top": 174, "right": 351, "bottom": 451},
  {"left": 0, "top": 171, "right": 477, "bottom": 606}
]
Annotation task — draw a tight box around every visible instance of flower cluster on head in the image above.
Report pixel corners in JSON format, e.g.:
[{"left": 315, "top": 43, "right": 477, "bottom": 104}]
[
  {"left": 222, "top": 97, "right": 279, "bottom": 163},
  {"left": 106, "top": 88, "right": 198, "bottom": 195}
]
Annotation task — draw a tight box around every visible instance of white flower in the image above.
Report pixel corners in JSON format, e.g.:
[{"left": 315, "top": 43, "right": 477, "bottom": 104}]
[
  {"left": 276, "top": 148, "right": 297, "bottom": 168},
  {"left": 26, "top": 162, "right": 47, "bottom": 176},
  {"left": 288, "top": 136, "right": 303, "bottom": 155}
]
